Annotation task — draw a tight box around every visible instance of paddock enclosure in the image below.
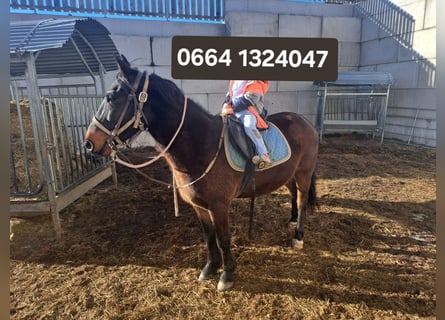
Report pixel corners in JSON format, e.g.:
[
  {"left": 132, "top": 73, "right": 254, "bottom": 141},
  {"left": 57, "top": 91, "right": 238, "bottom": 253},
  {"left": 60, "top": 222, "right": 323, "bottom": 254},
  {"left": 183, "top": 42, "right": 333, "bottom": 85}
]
[
  {"left": 9, "top": 18, "right": 119, "bottom": 239},
  {"left": 10, "top": 134, "right": 436, "bottom": 319}
]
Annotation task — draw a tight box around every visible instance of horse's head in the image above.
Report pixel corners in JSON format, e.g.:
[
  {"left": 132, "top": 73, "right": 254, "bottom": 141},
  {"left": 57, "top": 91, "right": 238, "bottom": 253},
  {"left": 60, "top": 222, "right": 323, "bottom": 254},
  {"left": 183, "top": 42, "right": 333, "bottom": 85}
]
[{"left": 84, "top": 54, "right": 149, "bottom": 157}]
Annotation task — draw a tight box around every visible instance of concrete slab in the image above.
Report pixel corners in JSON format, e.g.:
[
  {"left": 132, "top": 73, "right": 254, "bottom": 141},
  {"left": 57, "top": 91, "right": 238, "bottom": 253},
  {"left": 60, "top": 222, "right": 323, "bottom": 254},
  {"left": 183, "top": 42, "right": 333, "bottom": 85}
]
[
  {"left": 181, "top": 79, "right": 228, "bottom": 94},
  {"left": 277, "top": 81, "right": 315, "bottom": 92},
  {"left": 278, "top": 15, "right": 322, "bottom": 38},
  {"left": 322, "top": 17, "right": 361, "bottom": 42},
  {"left": 388, "top": 88, "right": 436, "bottom": 108},
  {"left": 338, "top": 42, "right": 360, "bottom": 67},
  {"left": 110, "top": 35, "right": 152, "bottom": 66},
  {"left": 208, "top": 93, "right": 228, "bottom": 114},
  {"left": 264, "top": 91, "right": 304, "bottom": 114},
  {"left": 377, "top": 61, "right": 419, "bottom": 88},
  {"left": 152, "top": 37, "right": 172, "bottom": 66},
  {"left": 225, "top": 12, "right": 278, "bottom": 36},
  {"left": 361, "top": 18, "right": 380, "bottom": 42},
  {"left": 360, "top": 38, "right": 399, "bottom": 66}
]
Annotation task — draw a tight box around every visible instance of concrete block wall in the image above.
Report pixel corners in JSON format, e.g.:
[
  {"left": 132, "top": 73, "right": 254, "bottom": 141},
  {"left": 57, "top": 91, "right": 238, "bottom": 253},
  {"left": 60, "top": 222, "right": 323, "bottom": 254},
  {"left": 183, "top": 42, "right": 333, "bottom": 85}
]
[
  {"left": 358, "top": 0, "right": 436, "bottom": 146},
  {"left": 11, "top": 0, "right": 436, "bottom": 146}
]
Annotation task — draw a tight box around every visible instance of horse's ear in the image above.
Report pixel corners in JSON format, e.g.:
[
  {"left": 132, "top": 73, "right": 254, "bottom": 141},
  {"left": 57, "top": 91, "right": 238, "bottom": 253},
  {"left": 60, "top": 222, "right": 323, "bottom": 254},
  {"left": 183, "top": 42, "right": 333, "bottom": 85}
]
[{"left": 115, "top": 54, "right": 132, "bottom": 78}]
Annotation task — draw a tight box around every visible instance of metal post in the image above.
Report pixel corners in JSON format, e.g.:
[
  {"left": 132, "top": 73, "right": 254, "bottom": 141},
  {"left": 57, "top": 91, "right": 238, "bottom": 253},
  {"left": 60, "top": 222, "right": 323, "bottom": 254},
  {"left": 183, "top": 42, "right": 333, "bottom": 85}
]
[
  {"left": 25, "top": 52, "right": 62, "bottom": 240},
  {"left": 379, "top": 84, "right": 391, "bottom": 144},
  {"left": 319, "top": 84, "right": 328, "bottom": 142}
]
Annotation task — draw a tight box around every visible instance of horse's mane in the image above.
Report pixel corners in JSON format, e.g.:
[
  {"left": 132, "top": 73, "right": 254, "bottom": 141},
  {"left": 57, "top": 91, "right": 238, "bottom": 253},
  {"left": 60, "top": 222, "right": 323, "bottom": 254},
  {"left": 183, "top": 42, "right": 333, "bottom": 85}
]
[{"left": 148, "top": 73, "right": 215, "bottom": 120}]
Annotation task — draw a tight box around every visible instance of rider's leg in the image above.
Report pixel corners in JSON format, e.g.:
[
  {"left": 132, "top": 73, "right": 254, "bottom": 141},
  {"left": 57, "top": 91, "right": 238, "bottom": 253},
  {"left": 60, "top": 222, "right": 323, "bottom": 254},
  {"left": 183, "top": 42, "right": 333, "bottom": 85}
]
[{"left": 235, "top": 110, "right": 270, "bottom": 163}]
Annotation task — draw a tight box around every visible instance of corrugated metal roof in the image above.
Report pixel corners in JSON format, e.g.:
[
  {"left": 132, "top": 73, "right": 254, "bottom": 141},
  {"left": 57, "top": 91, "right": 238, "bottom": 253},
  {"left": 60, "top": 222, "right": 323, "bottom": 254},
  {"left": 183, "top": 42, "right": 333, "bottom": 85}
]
[
  {"left": 314, "top": 72, "right": 394, "bottom": 86},
  {"left": 10, "top": 18, "right": 119, "bottom": 77}
]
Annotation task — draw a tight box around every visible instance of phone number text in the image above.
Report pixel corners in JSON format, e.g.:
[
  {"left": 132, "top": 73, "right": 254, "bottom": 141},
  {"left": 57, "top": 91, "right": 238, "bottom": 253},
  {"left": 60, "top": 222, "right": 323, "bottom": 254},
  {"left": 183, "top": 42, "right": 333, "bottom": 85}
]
[{"left": 176, "top": 48, "right": 329, "bottom": 69}]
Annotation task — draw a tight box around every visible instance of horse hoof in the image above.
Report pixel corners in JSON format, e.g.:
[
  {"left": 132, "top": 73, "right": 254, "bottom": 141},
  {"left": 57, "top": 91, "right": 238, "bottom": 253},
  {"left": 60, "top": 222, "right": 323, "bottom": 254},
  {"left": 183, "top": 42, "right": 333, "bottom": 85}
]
[
  {"left": 292, "top": 238, "right": 304, "bottom": 250},
  {"left": 198, "top": 272, "right": 213, "bottom": 281},
  {"left": 217, "top": 280, "right": 234, "bottom": 291},
  {"left": 198, "top": 263, "right": 220, "bottom": 281}
]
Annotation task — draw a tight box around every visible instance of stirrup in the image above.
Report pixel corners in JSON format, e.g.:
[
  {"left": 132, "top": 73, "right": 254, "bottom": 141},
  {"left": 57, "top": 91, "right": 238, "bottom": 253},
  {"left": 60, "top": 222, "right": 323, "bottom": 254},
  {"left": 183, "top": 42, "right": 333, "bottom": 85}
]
[{"left": 252, "top": 155, "right": 272, "bottom": 169}]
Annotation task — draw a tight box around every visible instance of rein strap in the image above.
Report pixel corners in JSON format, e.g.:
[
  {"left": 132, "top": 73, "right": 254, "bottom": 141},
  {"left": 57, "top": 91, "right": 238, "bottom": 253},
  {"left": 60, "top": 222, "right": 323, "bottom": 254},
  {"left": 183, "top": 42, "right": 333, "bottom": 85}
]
[{"left": 112, "top": 96, "right": 189, "bottom": 169}]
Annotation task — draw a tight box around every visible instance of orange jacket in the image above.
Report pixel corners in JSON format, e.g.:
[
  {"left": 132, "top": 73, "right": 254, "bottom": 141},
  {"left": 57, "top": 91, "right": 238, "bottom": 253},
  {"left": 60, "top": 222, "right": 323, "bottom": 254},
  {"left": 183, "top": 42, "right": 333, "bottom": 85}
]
[
  {"left": 228, "top": 80, "right": 269, "bottom": 98},
  {"left": 226, "top": 80, "right": 270, "bottom": 130}
]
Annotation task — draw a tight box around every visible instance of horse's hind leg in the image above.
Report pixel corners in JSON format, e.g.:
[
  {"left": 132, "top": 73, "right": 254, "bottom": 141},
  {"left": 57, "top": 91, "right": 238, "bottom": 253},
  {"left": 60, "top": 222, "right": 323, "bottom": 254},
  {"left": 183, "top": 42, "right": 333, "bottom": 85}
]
[
  {"left": 286, "top": 178, "right": 298, "bottom": 226},
  {"left": 292, "top": 186, "right": 308, "bottom": 250},
  {"left": 286, "top": 173, "right": 313, "bottom": 250}
]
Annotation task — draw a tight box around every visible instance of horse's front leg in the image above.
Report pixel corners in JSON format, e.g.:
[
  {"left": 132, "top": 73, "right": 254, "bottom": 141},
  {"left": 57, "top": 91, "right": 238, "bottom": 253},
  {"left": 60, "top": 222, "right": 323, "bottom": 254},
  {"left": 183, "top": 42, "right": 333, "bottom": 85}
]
[
  {"left": 192, "top": 202, "right": 236, "bottom": 291},
  {"left": 193, "top": 205, "right": 222, "bottom": 281},
  {"left": 210, "top": 203, "right": 236, "bottom": 291}
]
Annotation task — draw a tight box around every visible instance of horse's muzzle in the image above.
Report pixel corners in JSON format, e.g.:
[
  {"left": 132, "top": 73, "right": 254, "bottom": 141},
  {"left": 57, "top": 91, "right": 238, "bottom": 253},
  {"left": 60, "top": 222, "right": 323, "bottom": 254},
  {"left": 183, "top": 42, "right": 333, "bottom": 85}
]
[{"left": 84, "top": 127, "right": 112, "bottom": 156}]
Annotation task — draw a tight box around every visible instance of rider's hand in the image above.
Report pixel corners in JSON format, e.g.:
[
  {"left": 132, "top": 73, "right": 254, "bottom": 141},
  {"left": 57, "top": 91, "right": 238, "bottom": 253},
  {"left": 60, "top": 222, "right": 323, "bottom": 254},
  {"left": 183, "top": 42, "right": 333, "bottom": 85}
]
[{"left": 221, "top": 103, "right": 234, "bottom": 116}]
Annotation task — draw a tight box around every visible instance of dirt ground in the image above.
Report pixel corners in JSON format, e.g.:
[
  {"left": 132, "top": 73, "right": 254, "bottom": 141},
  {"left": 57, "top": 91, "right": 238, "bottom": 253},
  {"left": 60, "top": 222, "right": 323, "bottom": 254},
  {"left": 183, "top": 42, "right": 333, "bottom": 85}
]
[{"left": 10, "top": 134, "right": 436, "bottom": 320}]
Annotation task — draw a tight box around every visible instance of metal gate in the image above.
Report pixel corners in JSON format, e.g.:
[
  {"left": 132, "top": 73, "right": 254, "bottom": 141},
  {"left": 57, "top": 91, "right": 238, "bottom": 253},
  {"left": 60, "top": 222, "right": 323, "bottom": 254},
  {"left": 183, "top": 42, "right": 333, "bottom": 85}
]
[
  {"left": 10, "top": 81, "right": 116, "bottom": 239},
  {"left": 10, "top": 18, "right": 119, "bottom": 239},
  {"left": 314, "top": 72, "right": 393, "bottom": 143}
]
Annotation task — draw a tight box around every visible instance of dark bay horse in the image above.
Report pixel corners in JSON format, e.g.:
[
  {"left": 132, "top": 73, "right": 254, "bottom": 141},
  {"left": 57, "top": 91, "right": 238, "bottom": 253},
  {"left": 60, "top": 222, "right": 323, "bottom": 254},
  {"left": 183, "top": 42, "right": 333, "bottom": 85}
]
[{"left": 85, "top": 55, "right": 319, "bottom": 291}]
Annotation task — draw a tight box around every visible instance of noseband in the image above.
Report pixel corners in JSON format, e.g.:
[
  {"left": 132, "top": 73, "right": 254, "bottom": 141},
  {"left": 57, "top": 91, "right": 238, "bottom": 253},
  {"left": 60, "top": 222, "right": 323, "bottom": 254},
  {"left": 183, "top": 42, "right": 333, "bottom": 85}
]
[{"left": 92, "top": 71, "right": 149, "bottom": 154}]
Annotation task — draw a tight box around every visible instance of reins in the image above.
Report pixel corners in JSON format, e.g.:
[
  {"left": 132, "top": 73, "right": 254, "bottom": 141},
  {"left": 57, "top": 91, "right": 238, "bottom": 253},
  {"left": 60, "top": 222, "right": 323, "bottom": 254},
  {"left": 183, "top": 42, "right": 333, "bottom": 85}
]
[
  {"left": 111, "top": 96, "right": 188, "bottom": 170},
  {"left": 116, "top": 101, "right": 227, "bottom": 190},
  {"left": 93, "top": 72, "right": 227, "bottom": 192}
]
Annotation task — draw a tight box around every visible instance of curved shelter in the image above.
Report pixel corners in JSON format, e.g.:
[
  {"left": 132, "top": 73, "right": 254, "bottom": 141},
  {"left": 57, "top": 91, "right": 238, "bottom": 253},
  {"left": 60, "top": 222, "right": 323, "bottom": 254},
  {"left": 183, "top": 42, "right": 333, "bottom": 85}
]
[
  {"left": 10, "top": 18, "right": 118, "bottom": 89},
  {"left": 10, "top": 18, "right": 119, "bottom": 239}
]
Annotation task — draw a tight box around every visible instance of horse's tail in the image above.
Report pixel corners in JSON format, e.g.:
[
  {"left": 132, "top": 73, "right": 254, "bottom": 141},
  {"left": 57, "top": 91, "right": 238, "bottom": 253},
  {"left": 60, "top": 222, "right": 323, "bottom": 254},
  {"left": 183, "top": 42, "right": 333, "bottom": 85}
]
[{"left": 307, "top": 173, "right": 318, "bottom": 213}]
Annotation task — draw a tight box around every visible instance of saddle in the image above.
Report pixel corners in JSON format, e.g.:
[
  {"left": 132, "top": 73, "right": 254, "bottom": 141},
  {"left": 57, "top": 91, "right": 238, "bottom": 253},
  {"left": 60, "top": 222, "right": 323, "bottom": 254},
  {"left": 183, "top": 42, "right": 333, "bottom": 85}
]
[{"left": 224, "top": 115, "right": 291, "bottom": 195}]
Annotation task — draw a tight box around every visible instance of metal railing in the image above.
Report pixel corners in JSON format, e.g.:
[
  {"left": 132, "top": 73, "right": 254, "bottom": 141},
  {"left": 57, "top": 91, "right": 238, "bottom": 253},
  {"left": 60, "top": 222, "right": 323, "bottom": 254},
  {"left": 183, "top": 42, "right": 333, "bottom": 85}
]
[
  {"left": 10, "top": 0, "right": 224, "bottom": 22},
  {"left": 288, "top": 0, "right": 361, "bottom": 3},
  {"left": 10, "top": 85, "right": 44, "bottom": 196},
  {"left": 354, "top": 0, "right": 415, "bottom": 49},
  {"left": 10, "top": 81, "right": 108, "bottom": 197},
  {"left": 40, "top": 94, "right": 107, "bottom": 194}
]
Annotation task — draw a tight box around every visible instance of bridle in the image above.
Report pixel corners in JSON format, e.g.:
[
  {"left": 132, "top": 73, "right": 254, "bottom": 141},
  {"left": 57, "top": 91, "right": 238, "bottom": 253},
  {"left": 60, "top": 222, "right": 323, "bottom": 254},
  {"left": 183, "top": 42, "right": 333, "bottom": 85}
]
[
  {"left": 90, "top": 71, "right": 226, "bottom": 191},
  {"left": 92, "top": 71, "right": 150, "bottom": 154}
]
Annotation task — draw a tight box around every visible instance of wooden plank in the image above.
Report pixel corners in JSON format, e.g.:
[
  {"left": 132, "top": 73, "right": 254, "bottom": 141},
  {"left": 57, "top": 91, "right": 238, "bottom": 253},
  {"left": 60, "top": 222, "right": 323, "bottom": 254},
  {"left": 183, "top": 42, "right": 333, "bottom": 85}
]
[
  {"left": 56, "top": 166, "right": 113, "bottom": 211},
  {"left": 10, "top": 201, "right": 51, "bottom": 217},
  {"left": 10, "top": 166, "right": 113, "bottom": 218}
]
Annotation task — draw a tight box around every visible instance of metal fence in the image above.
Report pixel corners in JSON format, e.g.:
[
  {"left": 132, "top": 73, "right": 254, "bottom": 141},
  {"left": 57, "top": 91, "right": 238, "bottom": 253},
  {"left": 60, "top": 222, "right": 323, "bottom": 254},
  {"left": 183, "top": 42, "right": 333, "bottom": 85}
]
[
  {"left": 316, "top": 86, "right": 391, "bottom": 143},
  {"left": 10, "top": 0, "right": 224, "bottom": 22},
  {"left": 41, "top": 94, "right": 107, "bottom": 193},
  {"left": 314, "top": 72, "right": 393, "bottom": 143},
  {"left": 10, "top": 81, "right": 108, "bottom": 198},
  {"left": 9, "top": 0, "right": 364, "bottom": 21},
  {"left": 289, "top": 0, "right": 360, "bottom": 3},
  {"left": 354, "top": 0, "right": 415, "bottom": 49}
]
